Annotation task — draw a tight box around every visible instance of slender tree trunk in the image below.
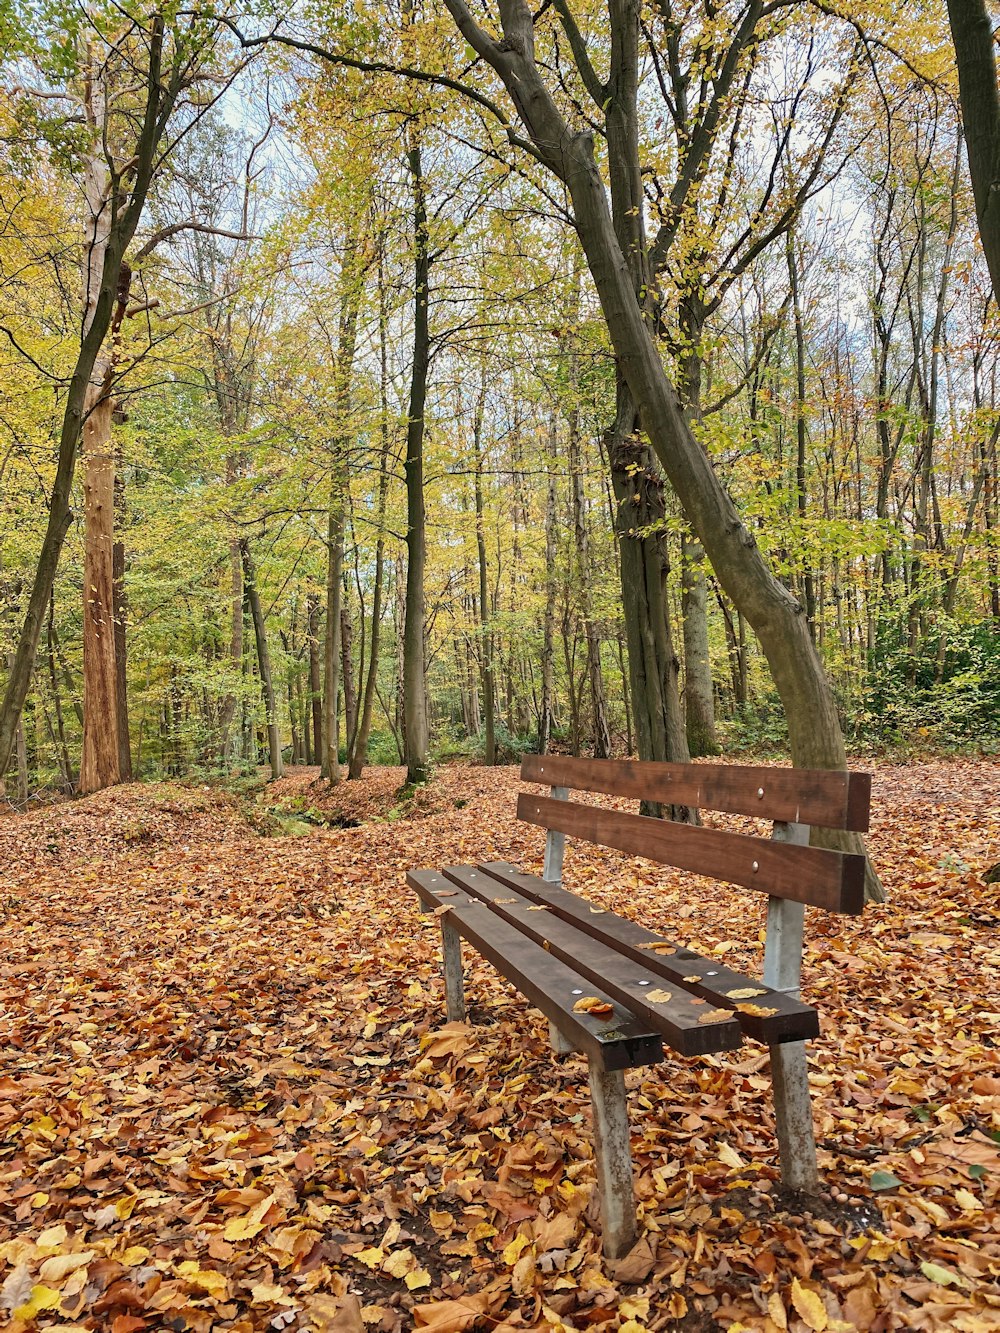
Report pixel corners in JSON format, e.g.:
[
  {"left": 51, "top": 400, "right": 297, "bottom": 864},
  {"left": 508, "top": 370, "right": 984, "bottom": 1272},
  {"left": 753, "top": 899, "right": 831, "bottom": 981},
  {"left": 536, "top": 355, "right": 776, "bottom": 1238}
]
[
  {"left": 324, "top": 499, "right": 345, "bottom": 782},
  {"left": 567, "top": 384, "right": 611, "bottom": 758},
  {"left": 307, "top": 593, "right": 322, "bottom": 767},
  {"left": 677, "top": 297, "right": 719, "bottom": 757},
  {"left": 538, "top": 416, "right": 559, "bottom": 753},
  {"left": 341, "top": 594, "right": 357, "bottom": 756},
  {"left": 787, "top": 227, "right": 816, "bottom": 632},
  {"left": 473, "top": 387, "right": 496, "bottom": 764},
  {"left": 402, "top": 133, "right": 431, "bottom": 784},
  {"left": 240, "top": 540, "right": 282, "bottom": 779},
  {"left": 113, "top": 469, "right": 132, "bottom": 781}
]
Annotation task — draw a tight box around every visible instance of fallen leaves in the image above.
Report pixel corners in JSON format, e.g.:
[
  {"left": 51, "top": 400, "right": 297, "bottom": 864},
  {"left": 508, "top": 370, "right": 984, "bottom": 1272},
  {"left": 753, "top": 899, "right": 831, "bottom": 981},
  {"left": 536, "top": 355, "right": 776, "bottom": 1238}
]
[{"left": 0, "top": 759, "right": 997, "bottom": 1331}]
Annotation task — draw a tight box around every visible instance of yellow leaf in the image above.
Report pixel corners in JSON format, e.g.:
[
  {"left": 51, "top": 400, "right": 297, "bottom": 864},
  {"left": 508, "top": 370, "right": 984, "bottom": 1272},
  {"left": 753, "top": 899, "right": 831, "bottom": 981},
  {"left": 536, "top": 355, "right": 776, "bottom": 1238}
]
[
  {"left": 727, "top": 987, "right": 766, "bottom": 1000},
  {"left": 223, "top": 1192, "right": 277, "bottom": 1241},
  {"left": 36, "top": 1224, "right": 68, "bottom": 1251},
  {"left": 717, "top": 1142, "right": 745, "bottom": 1171},
  {"left": 954, "top": 1188, "right": 983, "bottom": 1211},
  {"left": 429, "top": 1210, "right": 453, "bottom": 1232},
  {"left": 15, "top": 1285, "right": 62, "bottom": 1319},
  {"left": 38, "top": 1251, "right": 95, "bottom": 1283},
  {"left": 645, "top": 989, "right": 673, "bottom": 1004},
  {"left": 502, "top": 1233, "right": 530, "bottom": 1265},
  {"left": 767, "top": 1291, "right": 788, "bottom": 1330},
  {"left": 512, "top": 1249, "right": 537, "bottom": 1296},
  {"left": 919, "top": 1261, "right": 968, "bottom": 1288},
  {"left": 790, "top": 1278, "right": 828, "bottom": 1331},
  {"left": 404, "top": 1267, "right": 432, "bottom": 1291},
  {"left": 251, "top": 1281, "right": 286, "bottom": 1303},
  {"left": 381, "top": 1248, "right": 416, "bottom": 1279},
  {"left": 176, "top": 1263, "right": 228, "bottom": 1298},
  {"left": 353, "top": 1247, "right": 384, "bottom": 1270}
]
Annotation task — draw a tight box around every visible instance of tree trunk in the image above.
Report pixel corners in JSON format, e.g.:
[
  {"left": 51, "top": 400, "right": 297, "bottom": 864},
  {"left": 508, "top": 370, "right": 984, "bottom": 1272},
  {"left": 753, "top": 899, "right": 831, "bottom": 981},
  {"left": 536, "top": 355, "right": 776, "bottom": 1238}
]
[
  {"left": 241, "top": 540, "right": 282, "bottom": 779},
  {"left": 402, "top": 133, "right": 431, "bottom": 784},
  {"left": 605, "top": 387, "right": 689, "bottom": 767},
  {"left": 324, "top": 500, "right": 345, "bottom": 782},
  {"left": 341, "top": 594, "right": 357, "bottom": 758},
  {"left": 538, "top": 416, "right": 559, "bottom": 753},
  {"left": 567, "top": 387, "right": 611, "bottom": 758},
  {"left": 473, "top": 388, "right": 496, "bottom": 764},
  {"left": 948, "top": 0, "right": 1000, "bottom": 294},
  {"left": 79, "top": 383, "right": 121, "bottom": 795},
  {"left": 307, "top": 593, "right": 322, "bottom": 766},
  {"left": 113, "top": 469, "right": 132, "bottom": 781},
  {"left": 0, "top": 18, "right": 176, "bottom": 782}
]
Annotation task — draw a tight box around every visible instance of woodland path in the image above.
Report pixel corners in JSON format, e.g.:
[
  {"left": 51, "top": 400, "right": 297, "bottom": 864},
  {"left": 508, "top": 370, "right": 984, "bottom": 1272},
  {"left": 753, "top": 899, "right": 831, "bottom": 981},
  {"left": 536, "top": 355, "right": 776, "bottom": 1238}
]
[{"left": 0, "top": 760, "right": 997, "bottom": 1332}]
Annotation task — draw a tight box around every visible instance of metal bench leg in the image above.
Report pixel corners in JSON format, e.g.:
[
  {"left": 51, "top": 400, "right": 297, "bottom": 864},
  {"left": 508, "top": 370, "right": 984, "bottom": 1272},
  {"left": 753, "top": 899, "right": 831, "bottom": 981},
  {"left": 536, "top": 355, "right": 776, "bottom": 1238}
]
[
  {"left": 441, "top": 918, "right": 465, "bottom": 1023},
  {"left": 588, "top": 1060, "right": 638, "bottom": 1260},
  {"left": 771, "top": 1040, "right": 819, "bottom": 1190}
]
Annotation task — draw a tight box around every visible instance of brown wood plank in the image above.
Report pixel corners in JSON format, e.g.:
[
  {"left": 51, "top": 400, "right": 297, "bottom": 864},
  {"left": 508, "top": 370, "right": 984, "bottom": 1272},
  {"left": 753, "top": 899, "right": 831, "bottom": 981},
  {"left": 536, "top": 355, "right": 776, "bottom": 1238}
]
[
  {"left": 441, "top": 865, "right": 743, "bottom": 1057},
  {"left": 407, "top": 870, "right": 663, "bottom": 1070},
  {"left": 521, "top": 755, "right": 871, "bottom": 832},
  {"left": 478, "top": 862, "right": 822, "bottom": 1045},
  {"left": 517, "top": 793, "right": 865, "bottom": 915}
]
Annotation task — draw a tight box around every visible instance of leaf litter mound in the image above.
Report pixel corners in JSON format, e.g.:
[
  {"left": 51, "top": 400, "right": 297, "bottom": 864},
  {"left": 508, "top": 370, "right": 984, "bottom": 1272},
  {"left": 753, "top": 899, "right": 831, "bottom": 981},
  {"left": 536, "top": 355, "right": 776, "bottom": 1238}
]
[{"left": 0, "top": 758, "right": 998, "bottom": 1332}]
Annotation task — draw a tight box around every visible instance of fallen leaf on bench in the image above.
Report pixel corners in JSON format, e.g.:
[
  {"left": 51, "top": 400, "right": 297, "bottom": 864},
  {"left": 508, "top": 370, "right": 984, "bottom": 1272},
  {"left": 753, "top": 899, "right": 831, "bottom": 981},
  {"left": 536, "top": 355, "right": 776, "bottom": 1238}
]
[
  {"left": 435, "top": 890, "right": 458, "bottom": 896},
  {"left": 727, "top": 987, "right": 767, "bottom": 1000},
  {"left": 637, "top": 941, "right": 675, "bottom": 953},
  {"left": 526, "top": 905, "right": 550, "bottom": 911},
  {"left": 645, "top": 989, "right": 673, "bottom": 1004},
  {"left": 573, "top": 996, "right": 614, "bottom": 1017},
  {"left": 494, "top": 897, "right": 517, "bottom": 904},
  {"left": 684, "top": 975, "right": 702, "bottom": 983},
  {"left": 697, "top": 1009, "right": 731, "bottom": 1024},
  {"left": 735, "top": 1003, "right": 779, "bottom": 1018},
  {"left": 433, "top": 904, "right": 453, "bottom": 917},
  {"left": 589, "top": 907, "right": 605, "bottom": 914}
]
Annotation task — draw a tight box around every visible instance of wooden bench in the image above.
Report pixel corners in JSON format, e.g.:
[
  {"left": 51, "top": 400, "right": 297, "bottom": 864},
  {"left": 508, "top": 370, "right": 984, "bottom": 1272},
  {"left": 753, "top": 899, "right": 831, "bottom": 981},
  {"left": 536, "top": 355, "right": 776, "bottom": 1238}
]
[{"left": 407, "top": 755, "right": 871, "bottom": 1260}]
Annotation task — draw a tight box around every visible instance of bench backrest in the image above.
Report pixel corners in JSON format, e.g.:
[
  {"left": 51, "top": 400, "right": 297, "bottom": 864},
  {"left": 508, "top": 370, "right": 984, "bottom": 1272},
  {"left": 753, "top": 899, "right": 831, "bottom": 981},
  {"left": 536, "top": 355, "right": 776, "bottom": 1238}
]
[
  {"left": 519, "top": 754, "right": 870, "bottom": 917},
  {"left": 519, "top": 754, "right": 873, "bottom": 1006}
]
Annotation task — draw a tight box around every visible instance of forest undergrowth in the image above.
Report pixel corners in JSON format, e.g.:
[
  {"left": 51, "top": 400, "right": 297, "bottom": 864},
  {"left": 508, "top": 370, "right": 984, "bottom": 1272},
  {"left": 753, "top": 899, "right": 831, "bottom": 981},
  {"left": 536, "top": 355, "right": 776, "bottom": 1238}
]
[{"left": 0, "top": 760, "right": 997, "bottom": 1332}]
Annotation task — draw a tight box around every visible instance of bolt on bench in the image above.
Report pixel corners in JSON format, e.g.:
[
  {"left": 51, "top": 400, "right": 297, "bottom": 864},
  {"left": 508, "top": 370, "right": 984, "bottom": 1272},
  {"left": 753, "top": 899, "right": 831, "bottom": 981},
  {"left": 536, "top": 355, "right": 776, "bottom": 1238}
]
[{"left": 407, "top": 755, "right": 871, "bottom": 1259}]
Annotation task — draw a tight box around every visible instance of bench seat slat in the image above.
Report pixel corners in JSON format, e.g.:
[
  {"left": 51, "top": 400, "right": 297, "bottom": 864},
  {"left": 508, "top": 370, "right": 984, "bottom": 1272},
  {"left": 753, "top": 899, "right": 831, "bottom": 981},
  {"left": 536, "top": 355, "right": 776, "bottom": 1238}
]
[
  {"left": 441, "top": 865, "right": 743, "bottom": 1057},
  {"left": 522, "top": 754, "right": 871, "bottom": 831},
  {"left": 517, "top": 793, "right": 865, "bottom": 915},
  {"left": 407, "top": 870, "right": 663, "bottom": 1071},
  {"left": 478, "top": 862, "right": 821, "bottom": 1045}
]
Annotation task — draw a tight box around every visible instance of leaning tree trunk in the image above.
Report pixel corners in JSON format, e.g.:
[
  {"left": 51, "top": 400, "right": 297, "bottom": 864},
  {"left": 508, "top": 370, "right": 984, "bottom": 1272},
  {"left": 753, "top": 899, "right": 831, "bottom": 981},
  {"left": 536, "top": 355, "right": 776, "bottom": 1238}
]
[{"left": 440, "top": 0, "right": 883, "bottom": 899}]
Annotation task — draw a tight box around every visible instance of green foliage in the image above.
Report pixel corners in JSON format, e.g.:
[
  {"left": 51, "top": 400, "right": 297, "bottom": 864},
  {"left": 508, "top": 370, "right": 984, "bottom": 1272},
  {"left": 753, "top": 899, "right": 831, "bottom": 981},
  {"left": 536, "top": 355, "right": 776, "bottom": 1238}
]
[{"left": 853, "top": 622, "right": 1000, "bottom": 751}]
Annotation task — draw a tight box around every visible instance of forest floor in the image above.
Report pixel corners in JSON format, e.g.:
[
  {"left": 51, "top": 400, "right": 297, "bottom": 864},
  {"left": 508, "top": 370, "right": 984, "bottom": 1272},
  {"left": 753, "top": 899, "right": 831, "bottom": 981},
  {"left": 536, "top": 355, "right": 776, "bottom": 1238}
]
[{"left": 0, "top": 759, "right": 998, "bottom": 1333}]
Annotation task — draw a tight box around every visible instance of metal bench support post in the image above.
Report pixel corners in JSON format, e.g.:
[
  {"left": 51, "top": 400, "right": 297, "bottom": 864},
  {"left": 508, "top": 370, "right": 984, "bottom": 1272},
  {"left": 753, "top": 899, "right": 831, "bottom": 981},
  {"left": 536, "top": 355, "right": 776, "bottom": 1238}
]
[
  {"left": 764, "top": 820, "right": 819, "bottom": 1190},
  {"left": 441, "top": 918, "right": 466, "bottom": 1023},
  {"left": 544, "top": 787, "right": 576, "bottom": 1054},
  {"left": 543, "top": 786, "right": 569, "bottom": 882},
  {"left": 588, "top": 1059, "right": 638, "bottom": 1260}
]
